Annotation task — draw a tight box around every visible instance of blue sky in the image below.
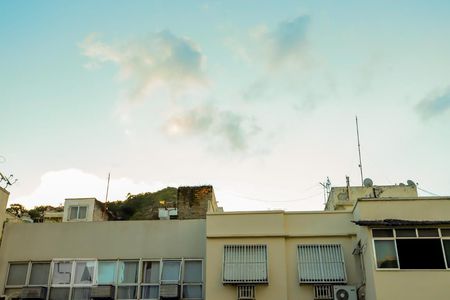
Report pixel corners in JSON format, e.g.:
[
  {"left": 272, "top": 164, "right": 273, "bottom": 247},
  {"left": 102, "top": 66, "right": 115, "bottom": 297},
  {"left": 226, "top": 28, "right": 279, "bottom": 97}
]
[{"left": 1, "top": 0, "right": 450, "bottom": 210}]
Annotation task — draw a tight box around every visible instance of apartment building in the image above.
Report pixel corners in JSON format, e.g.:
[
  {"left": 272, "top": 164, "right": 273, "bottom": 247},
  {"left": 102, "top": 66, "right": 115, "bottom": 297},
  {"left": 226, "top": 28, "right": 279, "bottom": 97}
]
[
  {"left": 1, "top": 181, "right": 450, "bottom": 300},
  {"left": 205, "top": 182, "right": 450, "bottom": 300},
  {"left": 0, "top": 186, "right": 217, "bottom": 300}
]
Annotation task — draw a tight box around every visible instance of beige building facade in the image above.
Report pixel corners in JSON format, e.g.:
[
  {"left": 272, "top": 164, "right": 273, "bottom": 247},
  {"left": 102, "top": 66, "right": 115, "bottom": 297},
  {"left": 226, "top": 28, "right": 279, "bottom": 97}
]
[
  {"left": 206, "top": 183, "right": 450, "bottom": 300},
  {"left": 1, "top": 182, "right": 450, "bottom": 300}
]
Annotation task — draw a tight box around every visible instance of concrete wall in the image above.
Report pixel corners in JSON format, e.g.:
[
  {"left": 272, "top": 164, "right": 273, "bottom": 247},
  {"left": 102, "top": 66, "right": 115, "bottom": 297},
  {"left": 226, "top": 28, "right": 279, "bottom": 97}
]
[
  {"left": 177, "top": 186, "right": 214, "bottom": 219},
  {"left": 0, "top": 219, "right": 206, "bottom": 291},
  {"left": 326, "top": 185, "right": 418, "bottom": 211},
  {"left": 0, "top": 187, "right": 9, "bottom": 241},
  {"left": 206, "top": 211, "right": 361, "bottom": 300},
  {"left": 354, "top": 197, "right": 450, "bottom": 300}
]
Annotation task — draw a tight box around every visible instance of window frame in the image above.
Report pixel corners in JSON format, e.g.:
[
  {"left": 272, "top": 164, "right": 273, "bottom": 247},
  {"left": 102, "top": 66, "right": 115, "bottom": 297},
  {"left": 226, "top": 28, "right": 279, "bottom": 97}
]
[
  {"left": 372, "top": 228, "right": 450, "bottom": 271},
  {"left": 4, "top": 258, "right": 204, "bottom": 300},
  {"left": 140, "top": 259, "right": 161, "bottom": 300},
  {"left": 68, "top": 205, "right": 88, "bottom": 221},
  {"left": 181, "top": 259, "right": 204, "bottom": 300},
  {"left": 297, "top": 244, "right": 347, "bottom": 284},
  {"left": 222, "top": 244, "right": 269, "bottom": 284}
]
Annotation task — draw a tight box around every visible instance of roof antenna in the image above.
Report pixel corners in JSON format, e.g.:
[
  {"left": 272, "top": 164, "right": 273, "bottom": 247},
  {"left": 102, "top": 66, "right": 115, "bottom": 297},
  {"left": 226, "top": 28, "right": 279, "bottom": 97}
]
[
  {"left": 355, "top": 116, "right": 364, "bottom": 186},
  {"left": 105, "top": 172, "right": 111, "bottom": 203}
]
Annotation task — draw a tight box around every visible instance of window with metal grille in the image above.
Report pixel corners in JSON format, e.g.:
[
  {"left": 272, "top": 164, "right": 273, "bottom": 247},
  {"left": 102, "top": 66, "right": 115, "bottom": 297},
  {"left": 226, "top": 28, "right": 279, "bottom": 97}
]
[
  {"left": 237, "top": 285, "right": 255, "bottom": 299},
  {"left": 297, "top": 244, "right": 347, "bottom": 284},
  {"left": 223, "top": 245, "right": 268, "bottom": 284},
  {"left": 314, "top": 285, "right": 334, "bottom": 299}
]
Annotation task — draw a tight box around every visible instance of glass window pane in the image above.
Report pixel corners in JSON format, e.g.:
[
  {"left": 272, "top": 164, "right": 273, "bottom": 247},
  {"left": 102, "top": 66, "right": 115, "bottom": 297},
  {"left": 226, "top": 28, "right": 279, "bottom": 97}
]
[
  {"left": 52, "top": 261, "right": 72, "bottom": 284},
  {"left": 69, "top": 207, "right": 78, "bottom": 220},
  {"left": 78, "top": 206, "right": 87, "bottom": 219},
  {"left": 98, "top": 261, "right": 116, "bottom": 284},
  {"left": 143, "top": 261, "right": 160, "bottom": 283},
  {"left": 49, "top": 287, "right": 70, "bottom": 300},
  {"left": 395, "top": 229, "right": 416, "bottom": 237},
  {"left": 396, "top": 239, "right": 445, "bottom": 269},
  {"left": 443, "top": 240, "right": 450, "bottom": 268},
  {"left": 117, "top": 286, "right": 137, "bottom": 299},
  {"left": 141, "top": 286, "right": 159, "bottom": 299},
  {"left": 6, "top": 263, "right": 28, "bottom": 286},
  {"left": 161, "top": 260, "right": 181, "bottom": 282},
  {"left": 72, "top": 287, "right": 91, "bottom": 300},
  {"left": 183, "top": 261, "right": 202, "bottom": 283},
  {"left": 374, "top": 240, "right": 398, "bottom": 268},
  {"left": 372, "top": 229, "right": 393, "bottom": 237},
  {"left": 29, "top": 263, "right": 50, "bottom": 285},
  {"left": 183, "top": 285, "right": 203, "bottom": 299},
  {"left": 74, "top": 261, "right": 95, "bottom": 284},
  {"left": 118, "top": 261, "right": 138, "bottom": 284},
  {"left": 418, "top": 228, "right": 439, "bottom": 237},
  {"left": 441, "top": 229, "right": 450, "bottom": 237}
]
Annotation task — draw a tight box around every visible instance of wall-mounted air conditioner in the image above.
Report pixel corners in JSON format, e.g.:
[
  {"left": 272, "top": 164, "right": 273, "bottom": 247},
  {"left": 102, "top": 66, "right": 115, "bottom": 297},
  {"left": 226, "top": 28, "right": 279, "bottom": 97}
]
[
  {"left": 334, "top": 285, "right": 357, "bottom": 300},
  {"left": 160, "top": 284, "right": 179, "bottom": 298},
  {"left": 91, "top": 285, "right": 115, "bottom": 299},
  {"left": 21, "top": 287, "right": 47, "bottom": 299}
]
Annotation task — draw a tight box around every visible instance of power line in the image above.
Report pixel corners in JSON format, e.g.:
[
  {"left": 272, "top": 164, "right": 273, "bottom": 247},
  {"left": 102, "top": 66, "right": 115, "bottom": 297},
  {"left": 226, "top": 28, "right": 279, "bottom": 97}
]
[
  {"left": 216, "top": 187, "right": 323, "bottom": 203},
  {"left": 417, "top": 186, "right": 440, "bottom": 196}
]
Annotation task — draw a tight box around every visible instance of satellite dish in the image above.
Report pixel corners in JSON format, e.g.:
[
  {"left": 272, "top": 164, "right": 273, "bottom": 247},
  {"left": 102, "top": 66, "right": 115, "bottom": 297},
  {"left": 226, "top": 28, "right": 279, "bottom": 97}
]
[
  {"left": 406, "top": 180, "right": 416, "bottom": 187},
  {"left": 363, "top": 178, "right": 373, "bottom": 187}
]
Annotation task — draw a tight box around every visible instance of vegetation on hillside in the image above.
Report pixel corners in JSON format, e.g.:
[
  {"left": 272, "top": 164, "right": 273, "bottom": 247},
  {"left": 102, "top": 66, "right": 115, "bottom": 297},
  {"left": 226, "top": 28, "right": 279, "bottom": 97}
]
[
  {"left": 107, "top": 187, "right": 177, "bottom": 220},
  {"left": 6, "top": 187, "right": 178, "bottom": 222}
]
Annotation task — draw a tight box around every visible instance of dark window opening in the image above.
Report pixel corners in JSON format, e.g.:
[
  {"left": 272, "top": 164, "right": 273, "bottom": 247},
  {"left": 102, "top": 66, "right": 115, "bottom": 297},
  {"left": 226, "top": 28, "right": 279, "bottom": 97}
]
[{"left": 396, "top": 239, "right": 446, "bottom": 269}]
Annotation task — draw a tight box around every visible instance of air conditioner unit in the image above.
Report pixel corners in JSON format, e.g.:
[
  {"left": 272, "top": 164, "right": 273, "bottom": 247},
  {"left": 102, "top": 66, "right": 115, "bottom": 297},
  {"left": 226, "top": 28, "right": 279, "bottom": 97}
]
[
  {"left": 21, "top": 287, "right": 47, "bottom": 299},
  {"left": 159, "top": 284, "right": 179, "bottom": 298},
  {"left": 91, "top": 285, "right": 115, "bottom": 299},
  {"left": 334, "top": 285, "right": 357, "bottom": 300},
  {"left": 0, "top": 295, "right": 9, "bottom": 300}
]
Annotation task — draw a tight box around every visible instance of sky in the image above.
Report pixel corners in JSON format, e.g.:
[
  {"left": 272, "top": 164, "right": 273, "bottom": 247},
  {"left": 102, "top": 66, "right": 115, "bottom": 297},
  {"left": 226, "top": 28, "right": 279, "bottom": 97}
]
[{"left": 1, "top": 0, "right": 450, "bottom": 211}]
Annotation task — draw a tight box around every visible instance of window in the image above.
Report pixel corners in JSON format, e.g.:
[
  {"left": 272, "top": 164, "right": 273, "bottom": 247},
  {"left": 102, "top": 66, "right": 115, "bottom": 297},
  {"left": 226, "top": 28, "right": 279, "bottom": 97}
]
[
  {"left": 297, "top": 244, "right": 347, "bottom": 283},
  {"left": 6, "top": 263, "right": 28, "bottom": 286},
  {"left": 223, "top": 245, "right": 268, "bottom": 284},
  {"left": 52, "top": 261, "right": 73, "bottom": 284},
  {"left": 29, "top": 262, "right": 50, "bottom": 285},
  {"left": 74, "top": 261, "right": 95, "bottom": 284},
  {"left": 374, "top": 240, "right": 398, "bottom": 268},
  {"left": 161, "top": 260, "right": 181, "bottom": 283},
  {"left": 373, "top": 228, "right": 450, "bottom": 270},
  {"left": 141, "top": 261, "right": 160, "bottom": 300},
  {"left": 117, "top": 260, "right": 138, "bottom": 299},
  {"left": 69, "top": 206, "right": 87, "bottom": 220},
  {"left": 4, "top": 258, "right": 204, "bottom": 300},
  {"left": 97, "top": 261, "right": 117, "bottom": 284},
  {"left": 183, "top": 260, "right": 203, "bottom": 299}
]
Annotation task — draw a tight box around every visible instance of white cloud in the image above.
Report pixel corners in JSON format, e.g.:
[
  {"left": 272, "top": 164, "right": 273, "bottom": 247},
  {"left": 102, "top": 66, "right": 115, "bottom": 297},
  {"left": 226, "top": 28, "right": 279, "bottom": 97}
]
[
  {"left": 80, "top": 31, "right": 207, "bottom": 107},
  {"left": 11, "top": 169, "right": 170, "bottom": 208},
  {"left": 164, "top": 104, "right": 261, "bottom": 151}
]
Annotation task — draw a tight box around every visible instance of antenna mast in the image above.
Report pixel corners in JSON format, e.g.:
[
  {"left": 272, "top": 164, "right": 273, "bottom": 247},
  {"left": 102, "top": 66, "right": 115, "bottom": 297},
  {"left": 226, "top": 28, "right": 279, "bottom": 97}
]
[
  {"left": 105, "top": 172, "right": 111, "bottom": 203},
  {"left": 355, "top": 116, "right": 364, "bottom": 186}
]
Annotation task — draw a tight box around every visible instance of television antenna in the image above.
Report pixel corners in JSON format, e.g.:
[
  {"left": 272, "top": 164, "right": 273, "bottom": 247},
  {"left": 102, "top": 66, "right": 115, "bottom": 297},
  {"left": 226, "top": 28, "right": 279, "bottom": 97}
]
[
  {"left": 355, "top": 116, "right": 364, "bottom": 186},
  {"left": 0, "top": 171, "right": 18, "bottom": 189}
]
